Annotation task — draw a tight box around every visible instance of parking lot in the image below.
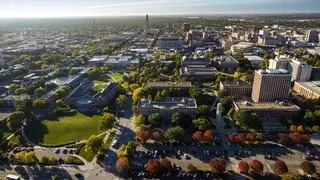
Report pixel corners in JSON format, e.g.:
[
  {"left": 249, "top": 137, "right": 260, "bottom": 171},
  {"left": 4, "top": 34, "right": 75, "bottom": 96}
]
[{"left": 12, "top": 147, "right": 77, "bottom": 160}]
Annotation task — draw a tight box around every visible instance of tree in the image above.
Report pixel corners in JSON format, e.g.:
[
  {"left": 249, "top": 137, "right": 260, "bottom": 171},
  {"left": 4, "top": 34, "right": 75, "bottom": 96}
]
[
  {"left": 233, "top": 110, "right": 261, "bottom": 129},
  {"left": 192, "top": 118, "right": 211, "bottom": 131},
  {"left": 7, "top": 111, "right": 25, "bottom": 131},
  {"left": 187, "top": 163, "right": 198, "bottom": 172},
  {"left": 146, "top": 159, "right": 162, "bottom": 173},
  {"left": 159, "top": 158, "right": 172, "bottom": 171},
  {"left": 300, "top": 161, "right": 316, "bottom": 174},
  {"left": 134, "top": 115, "right": 147, "bottom": 127},
  {"left": 171, "top": 112, "right": 183, "bottom": 125},
  {"left": 297, "top": 125, "right": 304, "bottom": 133},
  {"left": 312, "top": 125, "right": 320, "bottom": 132},
  {"left": 289, "top": 132, "right": 301, "bottom": 144},
  {"left": 227, "top": 134, "right": 236, "bottom": 143},
  {"left": 246, "top": 133, "right": 256, "bottom": 142},
  {"left": 133, "top": 87, "right": 145, "bottom": 104},
  {"left": 99, "top": 113, "right": 117, "bottom": 131},
  {"left": 274, "top": 160, "right": 288, "bottom": 175},
  {"left": 161, "top": 90, "right": 169, "bottom": 98},
  {"left": 282, "top": 173, "right": 301, "bottom": 180},
  {"left": 40, "top": 156, "right": 50, "bottom": 164},
  {"left": 238, "top": 161, "right": 249, "bottom": 174},
  {"left": 250, "top": 160, "right": 264, "bottom": 174},
  {"left": 14, "top": 99, "right": 33, "bottom": 114},
  {"left": 192, "top": 131, "right": 204, "bottom": 142},
  {"left": 69, "top": 68, "right": 78, "bottom": 76},
  {"left": 137, "top": 130, "right": 151, "bottom": 143},
  {"left": 15, "top": 88, "right": 28, "bottom": 95},
  {"left": 209, "top": 158, "right": 226, "bottom": 174},
  {"left": 116, "top": 95, "right": 127, "bottom": 107},
  {"left": 152, "top": 130, "right": 164, "bottom": 142},
  {"left": 290, "top": 125, "right": 297, "bottom": 132},
  {"left": 85, "top": 135, "right": 103, "bottom": 154},
  {"left": 217, "top": 89, "right": 229, "bottom": 98},
  {"left": 33, "top": 99, "right": 49, "bottom": 109},
  {"left": 203, "top": 130, "right": 214, "bottom": 143},
  {"left": 154, "top": 91, "right": 162, "bottom": 101},
  {"left": 148, "top": 113, "right": 160, "bottom": 126},
  {"left": 164, "top": 126, "right": 186, "bottom": 142},
  {"left": 116, "top": 157, "right": 130, "bottom": 174},
  {"left": 197, "top": 105, "right": 211, "bottom": 117},
  {"left": 189, "top": 86, "right": 202, "bottom": 101},
  {"left": 34, "top": 87, "right": 47, "bottom": 97}
]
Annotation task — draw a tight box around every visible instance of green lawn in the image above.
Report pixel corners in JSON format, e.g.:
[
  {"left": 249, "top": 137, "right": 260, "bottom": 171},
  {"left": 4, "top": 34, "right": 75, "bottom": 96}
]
[
  {"left": 93, "top": 80, "right": 110, "bottom": 92},
  {"left": 3, "top": 132, "right": 17, "bottom": 143},
  {"left": 110, "top": 72, "right": 124, "bottom": 82},
  {"left": 78, "top": 145, "right": 95, "bottom": 162},
  {"left": 25, "top": 112, "right": 102, "bottom": 146}
]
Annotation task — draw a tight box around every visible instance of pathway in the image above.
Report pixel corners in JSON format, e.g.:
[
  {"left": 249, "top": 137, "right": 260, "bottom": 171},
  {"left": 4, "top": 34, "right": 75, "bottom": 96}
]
[{"left": 0, "top": 128, "right": 21, "bottom": 146}]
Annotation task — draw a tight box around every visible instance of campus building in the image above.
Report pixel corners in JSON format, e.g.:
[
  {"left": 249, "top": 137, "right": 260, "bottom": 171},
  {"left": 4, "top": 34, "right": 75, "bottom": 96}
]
[
  {"left": 179, "top": 66, "right": 217, "bottom": 80},
  {"left": 293, "top": 81, "right": 320, "bottom": 99},
  {"left": 220, "top": 81, "right": 253, "bottom": 97},
  {"left": 137, "top": 97, "right": 197, "bottom": 119},
  {"left": 157, "top": 36, "right": 184, "bottom": 49},
  {"left": 181, "top": 56, "right": 210, "bottom": 67},
  {"left": 146, "top": 81, "right": 192, "bottom": 90}
]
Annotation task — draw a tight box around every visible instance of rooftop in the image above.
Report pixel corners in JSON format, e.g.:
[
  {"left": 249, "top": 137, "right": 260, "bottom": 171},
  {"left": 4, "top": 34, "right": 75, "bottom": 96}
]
[
  {"left": 244, "top": 55, "right": 264, "bottom": 61},
  {"left": 257, "top": 69, "right": 289, "bottom": 75},
  {"left": 234, "top": 100, "right": 301, "bottom": 111},
  {"left": 138, "top": 97, "right": 197, "bottom": 109},
  {"left": 221, "top": 81, "right": 253, "bottom": 87},
  {"left": 295, "top": 81, "right": 320, "bottom": 95}
]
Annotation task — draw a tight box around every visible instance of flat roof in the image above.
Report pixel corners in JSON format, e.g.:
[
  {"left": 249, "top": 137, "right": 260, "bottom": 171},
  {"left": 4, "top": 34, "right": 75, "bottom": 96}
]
[
  {"left": 138, "top": 97, "right": 197, "bottom": 109},
  {"left": 146, "top": 81, "right": 192, "bottom": 88},
  {"left": 244, "top": 55, "right": 264, "bottom": 61},
  {"left": 257, "top": 69, "right": 289, "bottom": 74},
  {"left": 221, "top": 81, "right": 253, "bottom": 87},
  {"left": 295, "top": 81, "right": 320, "bottom": 95},
  {"left": 234, "top": 100, "right": 300, "bottom": 111}
]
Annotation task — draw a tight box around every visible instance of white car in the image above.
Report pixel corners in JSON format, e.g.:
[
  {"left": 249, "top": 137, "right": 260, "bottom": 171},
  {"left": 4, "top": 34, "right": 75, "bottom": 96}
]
[{"left": 111, "top": 140, "right": 117, "bottom": 147}]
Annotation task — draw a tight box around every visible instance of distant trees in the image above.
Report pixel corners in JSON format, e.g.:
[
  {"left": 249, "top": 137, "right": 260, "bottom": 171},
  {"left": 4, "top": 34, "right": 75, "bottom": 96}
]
[
  {"left": 85, "top": 135, "right": 103, "bottom": 154},
  {"left": 15, "top": 88, "right": 28, "bottom": 95},
  {"left": 189, "top": 86, "right": 202, "bottom": 101},
  {"left": 197, "top": 105, "right": 211, "bottom": 117}
]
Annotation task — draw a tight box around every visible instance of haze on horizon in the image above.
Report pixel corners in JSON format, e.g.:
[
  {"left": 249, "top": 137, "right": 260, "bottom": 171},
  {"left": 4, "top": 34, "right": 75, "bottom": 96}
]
[{"left": 1, "top": 0, "right": 320, "bottom": 18}]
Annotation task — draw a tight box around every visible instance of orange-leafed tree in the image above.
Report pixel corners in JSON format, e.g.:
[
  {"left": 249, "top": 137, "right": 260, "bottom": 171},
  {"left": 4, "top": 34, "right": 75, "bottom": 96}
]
[
  {"left": 237, "top": 133, "right": 246, "bottom": 142},
  {"left": 246, "top": 133, "right": 256, "bottom": 142},
  {"left": 116, "top": 157, "right": 130, "bottom": 174},
  {"left": 238, "top": 161, "right": 249, "bottom": 174},
  {"left": 137, "top": 130, "right": 151, "bottom": 143},
  {"left": 203, "top": 130, "right": 214, "bottom": 143},
  {"left": 250, "top": 160, "right": 263, "bottom": 174},
  {"left": 227, "top": 134, "right": 236, "bottom": 143},
  {"left": 192, "top": 131, "right": 204, "bottom": 142},
  {"left": 274, "top": 160, "right": 288, "bottom": 175},
  {"left": 289, "top": 132, "right": 301, "bottom": 144},
  {"left": 209, "top": 158, "right": 226, "bottom": 174},
  {"left": 159, "top": 158, "right": 172, "bottom": 171},
  {"left": 146, "top": 159, "right": 162, "bottom": 173},
  {"left": 152, "top": 130, "right": 165, "bottom": 142}
]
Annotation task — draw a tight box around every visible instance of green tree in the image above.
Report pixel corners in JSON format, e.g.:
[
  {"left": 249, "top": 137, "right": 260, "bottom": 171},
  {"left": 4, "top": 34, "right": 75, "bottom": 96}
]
[
  {"left": 33, "top": 99, "right": 49, "bottom": 109},
  {"left": 217, "top": 89, "right": 229, "bottom": 98},
  {"left": 69, "top": 68, "right": 78, "bottom": 76},
  {"left": 99, "top": 113, "right": 117, "bottom": 131},
  {"left": 281, "top": 173, "right": 301, "bottom": 180},
  {"left": 148, "top": 113, "right": 161, "bottom": 126},
  {"left": 85, "top": 135, "right": 103, "bottom": 154},
  {"left": 154, "top": 91, "right": 162, "bottom": 101},
  {"left": 116, "top": 95, "right": 127, "bottom": 107},
  {"left": 189, "top": 86, "right": 202, "bottom": 101},
  {"left": 34, "top": 87, "right": 47, "bottom": 97},
  {"left": 14, "top": 99, "right": 33, "bottom": 114},
  {"left": 171, "top": 112, "right": 183, "bottom": 125},
  {"left": 233, "top": 110, "right": 261, "bottom": 129},
  {"left": 197, "top": 105, "right": 211, "bottom": 117},
  {"left": 164, "top": 126, "right": 186, "bottom": 142},
  {"left": 192, "top": 118, "right": 211, "bottom": 131},
  {"left": 7, "top": 111, "right": 25, "bottom": 131},
  {"left": 134, "top": 115, "right": 147, "bottom": 127},
  {"left": 133, "top": 87, "right": 145, "bottom": 104},
  {"left": 15, "top": 88, "right": 28, "bottom": 95},
  {"left": 161, "top": 90, "right": 169, "bottom": 97}
]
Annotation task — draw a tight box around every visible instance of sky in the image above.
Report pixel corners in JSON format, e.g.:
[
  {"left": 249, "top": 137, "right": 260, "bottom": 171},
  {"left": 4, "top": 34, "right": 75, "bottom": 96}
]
[{"left": 0, "top": 0, "right": 320, "bottom": 18}]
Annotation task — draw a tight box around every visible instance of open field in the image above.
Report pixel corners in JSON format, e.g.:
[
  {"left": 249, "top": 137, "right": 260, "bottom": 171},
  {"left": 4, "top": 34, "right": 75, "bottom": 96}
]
[{"left": 25, "top": 112, "right": 102, "bottom": 146}]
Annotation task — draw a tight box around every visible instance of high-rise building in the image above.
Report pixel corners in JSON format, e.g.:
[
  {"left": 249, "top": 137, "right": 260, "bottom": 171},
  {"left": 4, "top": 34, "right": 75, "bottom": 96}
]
[
  {"left": 305, "top": 30, "right": 318, "bottom": 43},
  {"left": 268, "top": 55, "right": 291, "bottom": 69},
  {"left": 183, "top": 23, "right": 191, "bottom": 32},
  {"left": 0, "top": 52, "right": 4, "bottom": 69},
  {"left": 287, "top": 59, "right": 312, "bottom": 82},
  {"left": 145, "top": 14, "right": 150, "bottom": 31},
  {"left": 252, "top": 69, "right": 291, "bottom": 102}
]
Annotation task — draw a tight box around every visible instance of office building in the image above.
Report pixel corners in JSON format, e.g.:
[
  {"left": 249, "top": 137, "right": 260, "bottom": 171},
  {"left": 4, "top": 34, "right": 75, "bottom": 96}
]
[
  {"left": 220, "top": 81, "right": 253, "bottom": 97},
  {"left": 287, "top": 59, "right": 312, "bottom": 82},
  {"left": 146, "top": 14, "right": 150, "bottom": 31},
  {"left": 233, "top": 100, "right": 300, "bottom": 120},
  {"left": 268, "top": 55, "right": 291, "bottom": 69},
  {"left": 146, "top": 81, "right": 192, "bottom": 90},
  {"left": 214, "top": 56, "right": 239, "bottom": 69},
  {"left": 305, "top": 30, "right": 318, "bottom": 43},
  {"left": 181, "top": 56, "right": 209, "bottom": 67},
  {"left": 180, "top": 66, "right": 217, "bottom": 80},
  {"left": 311, "top": 68, "right": 320, "bottom": 81},
  {"left": 137, "top": 97, "right": 197, "bottom": 120},
  {"left": 245, "top": 55, "right": 264, "bottom": 66},
  {"left": 252, "top": 69, "right": 291, "bottom": 102},
  {"left": 230, "top": 42, "right": 254, "bottom": 54},
  {"left": 293, "top": 81, "right": 320, "bottom": 99},
  {"left": 88, "top": 56, "right": 108, "bottom": 67},
  {"left": 157, "top": 36, "right": 183, "bottom": 49},
  {"left": 183, "top": 23, "right": 191, "bottom": 32}
]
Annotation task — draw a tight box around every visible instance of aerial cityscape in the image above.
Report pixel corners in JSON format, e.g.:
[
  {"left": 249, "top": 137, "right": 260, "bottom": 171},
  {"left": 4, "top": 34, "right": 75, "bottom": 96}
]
[{"left": 1, "top": 1, "right": 320, "bottom": 180}]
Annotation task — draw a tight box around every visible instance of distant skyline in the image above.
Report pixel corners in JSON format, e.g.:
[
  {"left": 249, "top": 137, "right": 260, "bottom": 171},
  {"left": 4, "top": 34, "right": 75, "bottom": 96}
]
[{"left": 1, "top": 0, "right": 320, "bottom": 18}]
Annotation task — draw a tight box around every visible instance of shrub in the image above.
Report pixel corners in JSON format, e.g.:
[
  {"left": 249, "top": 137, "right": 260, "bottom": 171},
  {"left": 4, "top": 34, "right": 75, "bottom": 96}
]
[
  {"left": 274, "top": 160, "right": 288, "bottom": 175},
  {"left": 300, "top": 161, "right": 316, "bottom": 174},
  {"left": 238, "top": 161, "right": 249, "bottom": 174},
  {"left": 65, "top": 156, "right": 84, "bottom": 165},
  {"left": 209, "top": 158, "right": 226, "bottom": 174}
]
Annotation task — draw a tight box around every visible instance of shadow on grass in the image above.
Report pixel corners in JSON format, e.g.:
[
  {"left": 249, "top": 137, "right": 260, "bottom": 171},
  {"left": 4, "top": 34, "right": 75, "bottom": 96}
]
[{"left": 24, "top": 118, "right": 48, "bottom": 144}]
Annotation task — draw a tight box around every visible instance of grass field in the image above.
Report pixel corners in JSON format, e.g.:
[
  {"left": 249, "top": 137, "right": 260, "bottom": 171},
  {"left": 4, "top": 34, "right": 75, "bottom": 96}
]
[
  {"left": 3, "top": 132, "right": 17, "bottom": 143},
  {"left": 25, "top": 112, "right": 103, "bottom": 146},
  {"left": 110, "top": 72, "right": 124, "bottom": 82},
  {"left": 78, "top": 145, "right": 95, "bottom": 162},
  {"left": 93, "top": 80, "right": 110, "bottom": 92}
]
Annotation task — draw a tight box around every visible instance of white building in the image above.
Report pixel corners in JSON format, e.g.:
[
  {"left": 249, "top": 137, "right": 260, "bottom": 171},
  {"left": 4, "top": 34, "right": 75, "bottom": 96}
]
[
  {"left": 268, "top": 55, "right": 291, "bottom": 69},
  {"left": 288, "top": 59, "right": 312, "bottom": 82},
  {"left": 245, "top": 55, "right": 264, "bottom": 66},
  {"left": 230, "top": 42, "right": 254, "bottom": 54}
]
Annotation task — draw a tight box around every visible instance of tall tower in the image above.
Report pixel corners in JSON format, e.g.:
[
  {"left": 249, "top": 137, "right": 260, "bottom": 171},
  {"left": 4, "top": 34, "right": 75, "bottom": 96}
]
[
  {"left": 0, "top": 52, "right": 4, "bottom": 69},
  {"left": 145, "top": 14, "right": 150, "bottom": 32}
]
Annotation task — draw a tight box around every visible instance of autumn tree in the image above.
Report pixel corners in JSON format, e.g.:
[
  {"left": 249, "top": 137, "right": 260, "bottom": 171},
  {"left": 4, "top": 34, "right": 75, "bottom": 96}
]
[
  {"left": 227, "top": 134, "right": 236, "bottom": 143},
  {"left": 152, "top": 130, "right": 164, "bottom": 142},
  {"left": 300, "top": 161, "right": 316, "bottom": 174},
  {"left": 237, "top": 133, "right": 247, "bottom": 142},
  {"left": 250, "top": 160, "right": 264, "bottom": 174},
  {"left": 246, "top": 133, "right": 256, "bottom": 142},
  {"left": 290, "top": 125, "right": 297, "bottom": 132},
  {"left": 203, "top": 130, "right": 214, "bottom": 143},
  {"left": 137, "top": 130, "right": 151, "bottom": 143},
  {"left": 289, "top": 132, "right": 301, "bottom": 144},
  {"left": 159, "top": 158, "right": 172, "bottom": 171},
  {"left": 116, "top": 157, "right": 130, "bottom": 174},
  {"left": 281, "top": 173, "right": 301, "bottom": 180},
  {"left": 209, "top": 158, "right": 226, "bottom": 174},
  {"left": 192, "top": 131, "right": 204, "bottom": 142},
  {"left": 238, "top": 161, "right": 249, "bottom": 174},
  {"left": 274, "top": 160, "right": 288, "bottom": 175},
  {"left": 146, "top": 159, "right": 162, "bottom": 173}
]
